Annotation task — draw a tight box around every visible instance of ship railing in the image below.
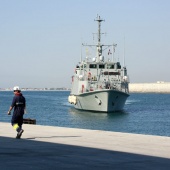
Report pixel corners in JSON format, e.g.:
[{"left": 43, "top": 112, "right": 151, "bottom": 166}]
[{"left": 78, "top": 80, "right": 129, "bottom": 93}]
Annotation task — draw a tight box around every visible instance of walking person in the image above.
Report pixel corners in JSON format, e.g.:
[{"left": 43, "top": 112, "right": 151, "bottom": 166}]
[{"left": 7, "top": 86, "right": 26, "bottom": 139}]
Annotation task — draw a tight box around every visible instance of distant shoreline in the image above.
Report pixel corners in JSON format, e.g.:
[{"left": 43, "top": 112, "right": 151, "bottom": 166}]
[
  {"left": 0, "top": 88, "right": 71, "bottom": 91},
  {"left": 0, "top": 90, "right": 71, "bottom": 92},
  {"left": 1, "top": 82, "right": 170, "bottom": 93}
]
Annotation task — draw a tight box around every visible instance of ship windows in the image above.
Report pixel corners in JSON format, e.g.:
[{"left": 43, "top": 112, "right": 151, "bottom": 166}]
[
  {"left": 103, "top": 71, "right": 120, "bottom": 75},
  {"left": 89, "top": 64, "right": 97, "bottom": 69},
  {"left": 117, "top": 62, "right": 121, "bottom": 69},
  {"left": 99, "top": 64, "right": 105, "bottom": 69},
  {"left": 109, "top": 72, "right": 120, "bottom": 75},
  {"left": 90, "top": 64, "right": 105, "bottom": 69},
  {"left": 103, "top": 71, "right": 108, "bottom": 75},
  {"left": 117, "top": 65, "right": 121, "bottom": 69},
  {"left": 107, "top": 65, "right": 114, "bottom": 69},
  {"left": 80, "top": 64, "right": 86, "bottom": 68}
]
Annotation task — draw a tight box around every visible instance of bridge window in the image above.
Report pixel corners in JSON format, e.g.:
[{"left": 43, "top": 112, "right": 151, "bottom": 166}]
[
  {"left": 99, "top": 64, "right": 105, "bottom": 69},
  {"left": 107, "top": 65, "right": 114, "bottom": 69},
  {"left": 117, "top": 63, "right": 121, "bottom": 69},
  {"left": 90, "top": 64, "right": 97, "bottom": 69}
]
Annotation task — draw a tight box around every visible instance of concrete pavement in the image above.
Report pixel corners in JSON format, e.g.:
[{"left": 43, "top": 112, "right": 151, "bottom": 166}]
[{"left": 1, "top": 122, "right": 170, "bottom": 169}]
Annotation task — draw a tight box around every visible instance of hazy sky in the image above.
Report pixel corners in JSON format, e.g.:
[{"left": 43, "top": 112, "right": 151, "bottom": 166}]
[{"left": 0, "top": 0, "right": 170, "bottom": 88}]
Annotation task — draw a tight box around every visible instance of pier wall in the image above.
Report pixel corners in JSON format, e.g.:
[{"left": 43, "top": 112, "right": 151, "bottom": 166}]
[{"left": 129, "top": 82, "right": 170, "bottom": 93}]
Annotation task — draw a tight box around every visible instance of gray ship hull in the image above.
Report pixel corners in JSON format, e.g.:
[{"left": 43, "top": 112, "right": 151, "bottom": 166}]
[{"left": 73, "top": 90, "right": 129, "bottom": 112}]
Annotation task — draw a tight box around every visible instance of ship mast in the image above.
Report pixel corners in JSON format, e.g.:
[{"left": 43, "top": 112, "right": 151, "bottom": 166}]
[
  {"left": 95, "top": 15, "right": 104, "bottom": 62},
  {"left": 82, "top": 15, "right": 116, "bottom": 62}
]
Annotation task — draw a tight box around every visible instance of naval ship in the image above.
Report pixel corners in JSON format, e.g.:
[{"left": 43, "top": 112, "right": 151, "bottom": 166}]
[{"left": 68, "top": 16, "right": 130, "bottom": 112}]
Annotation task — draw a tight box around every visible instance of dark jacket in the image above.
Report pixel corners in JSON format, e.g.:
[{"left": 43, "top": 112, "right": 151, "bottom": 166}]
[{"left": 11, "top": 93, "right": 26, "bottom": 125}]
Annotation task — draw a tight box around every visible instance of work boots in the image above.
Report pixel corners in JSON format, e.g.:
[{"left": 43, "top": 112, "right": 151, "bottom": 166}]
[{"left": 16, "top": 129, "right": 24, "bottom": 139}]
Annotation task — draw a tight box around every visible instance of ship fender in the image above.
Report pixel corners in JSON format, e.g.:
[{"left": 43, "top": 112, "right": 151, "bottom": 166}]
[{"left": 68, "top": 95, "right": 77, "bottom": 105}]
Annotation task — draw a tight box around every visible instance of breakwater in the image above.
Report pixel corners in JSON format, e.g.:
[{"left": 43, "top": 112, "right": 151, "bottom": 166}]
[{"left": 129, "top": 82, "right": 170, "bottom": 93}]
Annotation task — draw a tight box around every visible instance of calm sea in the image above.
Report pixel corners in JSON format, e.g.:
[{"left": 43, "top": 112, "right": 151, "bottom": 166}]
[{"left": 1, "top": 91, "right": 170, "bottom": 137}]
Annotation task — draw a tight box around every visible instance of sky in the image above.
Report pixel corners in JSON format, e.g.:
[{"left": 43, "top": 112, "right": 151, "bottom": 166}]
[{"left": 0, "top": 0, "right": 170, "bottom": 88}]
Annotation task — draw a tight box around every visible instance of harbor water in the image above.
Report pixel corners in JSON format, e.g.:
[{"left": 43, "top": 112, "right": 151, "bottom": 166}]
[{"left": 1, "top": 91, "right": 170, "bottom": 137}]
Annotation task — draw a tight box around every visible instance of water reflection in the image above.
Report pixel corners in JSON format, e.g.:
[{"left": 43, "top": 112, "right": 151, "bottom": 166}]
[
  {"left": 68, "top": 107, "right": 130, "bottom": 131},
  {"left": 68, "top": 107, "right": 129, "bottom": 120},
  {"left": 107, "top": 110, "right": 129, "bottom": 118}
]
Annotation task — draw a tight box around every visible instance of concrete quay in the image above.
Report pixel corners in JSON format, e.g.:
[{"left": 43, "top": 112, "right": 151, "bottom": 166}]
[{"left": 1, "top": 122, "right": 170, "bottom": 170}]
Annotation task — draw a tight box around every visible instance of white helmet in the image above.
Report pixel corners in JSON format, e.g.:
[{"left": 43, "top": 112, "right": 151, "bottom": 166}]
[{"left": 13, "top": 86, "right": 20, "bottom": 91}]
